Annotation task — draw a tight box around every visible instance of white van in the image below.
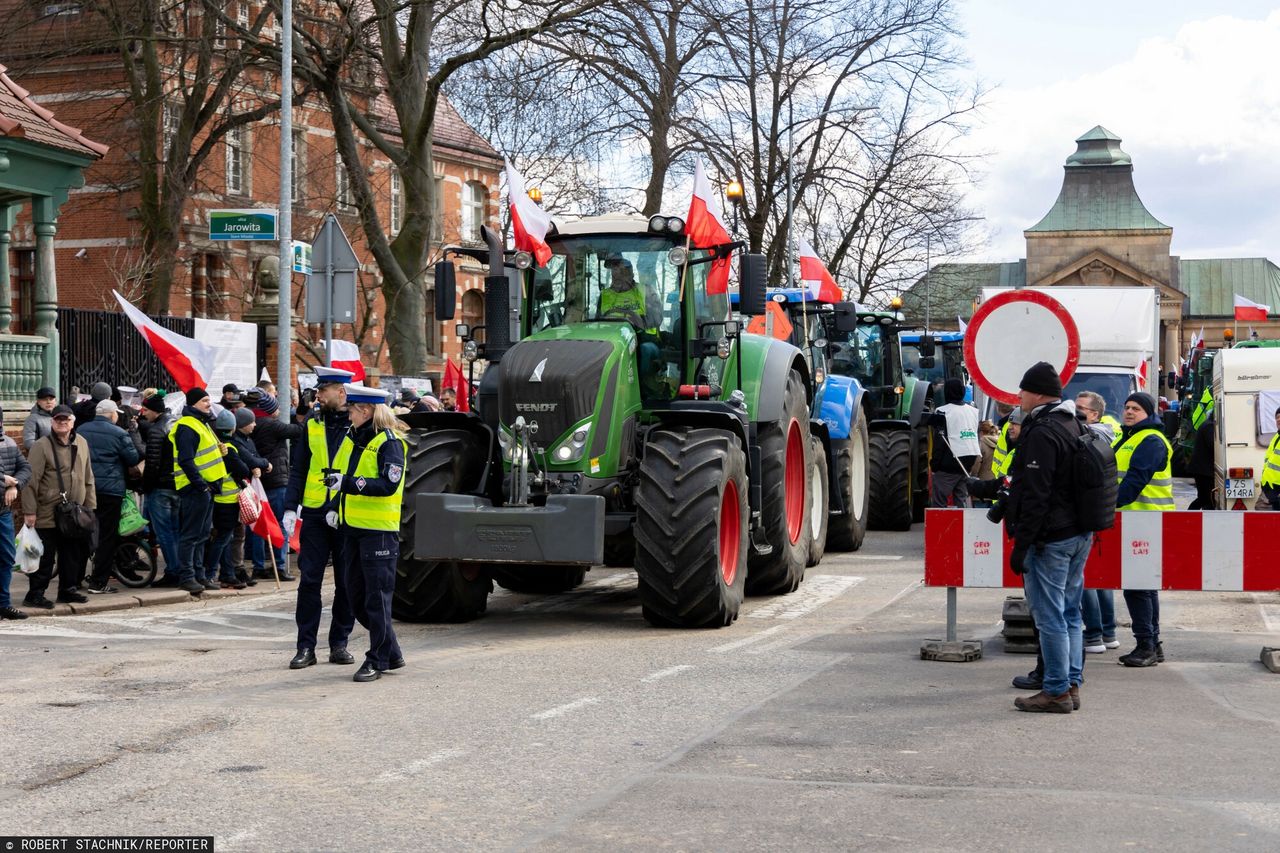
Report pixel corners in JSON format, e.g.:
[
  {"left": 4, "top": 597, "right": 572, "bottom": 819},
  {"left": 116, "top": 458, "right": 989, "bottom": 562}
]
[{"left": 1212, "top": 347, "right": 1280, "bottom": 508}]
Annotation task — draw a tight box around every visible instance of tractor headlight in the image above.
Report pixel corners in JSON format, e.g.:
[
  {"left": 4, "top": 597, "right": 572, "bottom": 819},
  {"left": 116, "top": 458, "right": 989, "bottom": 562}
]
[
  {"left": 462, "top": 340, "right": 479, "bottom": 362},
  {"left": 649, "top": 215, "right": 669, "bottom": 232},
  {"left": 550, "top": 420, "right": 592, "bottom": 465},
  {"left": 667, "top": 246, "right": 688, "bottom": 267},
  {"left": 717, "top": 337, "right": 732, "bottom": 359},
  {"left": 513, "top": 251, "right": 534, "bottom": 270},
  {"left": 665, "top": 216, "right": 684, "bottom": 233}
]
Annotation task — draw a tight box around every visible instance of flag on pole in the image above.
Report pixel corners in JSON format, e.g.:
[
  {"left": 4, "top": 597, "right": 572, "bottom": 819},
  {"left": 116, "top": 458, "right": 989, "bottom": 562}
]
[
  {"left": 958, "top": 316, "right": 968, "bottom": 333},
  {"left": 686, "top": 159, "right": 733, "bottom": 295},
  {"left": 1190, "top": 326, "right": 1203, "bottom": 351},
  {"left": 1135, "top": 357, "right": 1149, "bottom": 388},
  {"left": 796, "top": 239, "right": 842, "bottom": 303},
  {"left": 114, "top": 290, "right": 214, "bottom": 392},
  {"left": 442, "top": 359, "right": 470, "bottom": 413},
  {"left": 1234, "top": 294, "right": 1270, "bottom": 321},
  {"left": 325, "top": 339, "right": 365, "bottom": 381},
  {"left": 249, "top": 478, "right": 284, "bottom": 549},
  {"left": 505, "top": 159, "right": 553, "bottom": 267}
]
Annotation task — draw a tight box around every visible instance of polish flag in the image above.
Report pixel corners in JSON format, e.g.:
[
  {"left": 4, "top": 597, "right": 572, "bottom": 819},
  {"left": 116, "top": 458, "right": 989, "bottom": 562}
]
[
  {"left": 1234, "top": 294, "right": 1270, "bottom": 322},
  {"left": 1135, "top": 358, "right": 1149, "bottom": 387},
  {"left": 1190, "top": 326, "right": 1203, "bottom": 351},
  {"left": 114, "top": 291, "right": 213, "bottom": 392},
  {"left": 796, "top": 238, "right": 842, "bottom": 303},
  {"left": 325, "top": 339, "right": 366, "bottom": 381},
  {"left": 442, "top": 359, "right": 470, "bottom": 413},
  {"left": 249, "top": 478, "right": 284, "bottom": 549},
  {"left": 686, "top": 159, "right": 733, "bottom": 295},
  {"left": 505, "top": 159, "right": 553, "bottom": 267},
  {"left": 957, "top": 316, "right": 968, "bottom": 333},
  {"left": 289, "top": 517, "right": 302, "bottom": 553}
]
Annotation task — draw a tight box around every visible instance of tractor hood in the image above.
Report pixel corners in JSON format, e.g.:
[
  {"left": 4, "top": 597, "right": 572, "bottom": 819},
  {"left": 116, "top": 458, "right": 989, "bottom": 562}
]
[{"left": 500, "top": 331, "right": 624, "bottom": 447}]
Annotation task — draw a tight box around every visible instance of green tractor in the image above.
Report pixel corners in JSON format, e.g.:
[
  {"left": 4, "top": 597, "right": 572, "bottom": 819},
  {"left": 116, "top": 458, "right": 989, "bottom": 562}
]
[{"left": 393, "top": 214, "right": 819, "bottom": 629}]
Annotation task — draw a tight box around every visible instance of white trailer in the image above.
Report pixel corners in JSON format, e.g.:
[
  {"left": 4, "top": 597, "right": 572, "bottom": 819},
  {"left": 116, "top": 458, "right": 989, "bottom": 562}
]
[{"left": 1212, "top": 347, "right": 1280, "bottom": 509}]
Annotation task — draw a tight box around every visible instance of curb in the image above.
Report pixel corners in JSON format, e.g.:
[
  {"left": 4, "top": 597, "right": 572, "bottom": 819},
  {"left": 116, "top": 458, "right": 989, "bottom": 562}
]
[{"left": 15, "top": 580, "right": 294, "bottom": 618}]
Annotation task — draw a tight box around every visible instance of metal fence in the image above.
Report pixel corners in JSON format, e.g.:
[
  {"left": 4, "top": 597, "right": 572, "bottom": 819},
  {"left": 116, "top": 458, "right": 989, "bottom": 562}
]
[{"left": 57, "top": 307, "right": 193, "bottom": 401}]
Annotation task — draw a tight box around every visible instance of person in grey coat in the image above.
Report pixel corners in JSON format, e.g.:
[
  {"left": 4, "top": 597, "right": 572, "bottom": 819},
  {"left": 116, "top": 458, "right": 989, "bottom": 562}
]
[
  {"left": 22, "top": 387, "right": 57, "bottom": 452},
  {"left": 78, "top": 399, "right": 142, "bottom": 594}
]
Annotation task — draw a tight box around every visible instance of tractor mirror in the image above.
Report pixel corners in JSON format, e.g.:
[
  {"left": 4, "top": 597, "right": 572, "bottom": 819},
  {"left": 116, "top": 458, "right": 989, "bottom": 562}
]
[
  {"left": 919, "top": 355, "right": 936, "bottom": 369},
  {"left": 833, "top": 302, "right": 859, "bottom": 333},
  {"left": 918, "top": 334, "right": 937, "bottom": 358},
  {"left": 434, "top": 262, "right": 457, "bottom": 321},
  {"left": 738, "top": 254, "right": 768, "bottom": 316}
]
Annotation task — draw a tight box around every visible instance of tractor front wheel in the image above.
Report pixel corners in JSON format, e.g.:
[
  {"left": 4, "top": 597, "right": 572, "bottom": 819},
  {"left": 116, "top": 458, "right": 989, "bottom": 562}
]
[
  {"left": 746, "top": 369, "right": 812, "bottom": 595},
  {"left": 867, "top": 428, "right": 913, "bottom": 531},
  {"left": 806, "top": 436, "right": 829, "bottom": 567},
  {"left": 634, "top": 428, "right": 747, "bottom": 628},
  {"left": 826, "top": 418, "right": 869, "bottom": 551}
]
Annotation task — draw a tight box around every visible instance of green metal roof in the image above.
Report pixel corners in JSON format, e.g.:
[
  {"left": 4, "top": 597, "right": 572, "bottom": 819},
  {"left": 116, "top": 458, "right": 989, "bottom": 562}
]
[
  {"left": 1180, "top": 258, "right": 1280, "bottom": 318},
  {"left": 900, "top": 262, "right": 1026, "bottom": 325},
  {"left": 1027, "top": 127, "right": 1168, "bottom": 233}
]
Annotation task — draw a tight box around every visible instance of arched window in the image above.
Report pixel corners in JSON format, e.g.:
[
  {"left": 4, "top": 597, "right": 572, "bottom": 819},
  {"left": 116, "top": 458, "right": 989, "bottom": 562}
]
[
  {"left": 461, "top": 181, "right": 487, "bottom": 243},
  {"left": 461, "top": 288, "right": 485, "bottom": 338}
]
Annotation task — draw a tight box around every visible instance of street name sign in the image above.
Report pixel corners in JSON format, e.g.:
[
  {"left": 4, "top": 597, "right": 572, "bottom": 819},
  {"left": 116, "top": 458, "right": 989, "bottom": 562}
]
[{"left": 209, "top": 208, "right": 278, "bottom": 241}]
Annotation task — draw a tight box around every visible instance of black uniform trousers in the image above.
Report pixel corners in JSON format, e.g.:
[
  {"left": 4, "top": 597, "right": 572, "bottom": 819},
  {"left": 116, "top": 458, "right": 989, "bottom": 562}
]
[
  {"left": 342, "top": 530, "right": 401, "bottom": 669},
  {"left": 294, "top": 509, "right": 355, "bottom": 651}
]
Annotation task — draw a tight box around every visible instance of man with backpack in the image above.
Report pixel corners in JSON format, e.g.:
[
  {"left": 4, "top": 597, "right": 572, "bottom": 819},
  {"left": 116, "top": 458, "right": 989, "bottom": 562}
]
[{"left": 995, "top": 362, "right": 1115, "bottom": 713}]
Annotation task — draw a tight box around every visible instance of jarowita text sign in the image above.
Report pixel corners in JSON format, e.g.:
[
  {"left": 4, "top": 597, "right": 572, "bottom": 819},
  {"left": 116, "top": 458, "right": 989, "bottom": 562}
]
[{"left": 209, "top": 209, "right": 279, "bottom": 241}]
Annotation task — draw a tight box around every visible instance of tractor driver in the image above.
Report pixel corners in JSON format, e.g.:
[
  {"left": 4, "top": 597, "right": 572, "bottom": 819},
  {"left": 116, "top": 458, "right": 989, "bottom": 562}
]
[{"left": 600, "top": 255, "right": 663, "bottom": 394}]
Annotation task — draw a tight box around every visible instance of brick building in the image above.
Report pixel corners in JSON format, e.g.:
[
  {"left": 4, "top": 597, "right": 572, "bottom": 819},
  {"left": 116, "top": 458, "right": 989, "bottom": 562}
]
[{"left": 2, "top": 1, "right": 503, "bottom": 385}]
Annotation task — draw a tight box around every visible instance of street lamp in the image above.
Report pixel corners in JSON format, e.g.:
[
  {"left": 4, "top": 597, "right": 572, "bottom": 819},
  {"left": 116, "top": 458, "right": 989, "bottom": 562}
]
[
  {"left": 527, "top": 186, "right": 543, "bottom": 205},
  {"left": 725, "top": 178, "right": 744, "bottom": 233}
]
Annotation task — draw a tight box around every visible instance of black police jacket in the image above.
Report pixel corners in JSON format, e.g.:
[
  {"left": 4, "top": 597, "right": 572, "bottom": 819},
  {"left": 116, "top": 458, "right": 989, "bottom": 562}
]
[{"left": 1004, "top": 399, "right": 1082, "bottom": 550}]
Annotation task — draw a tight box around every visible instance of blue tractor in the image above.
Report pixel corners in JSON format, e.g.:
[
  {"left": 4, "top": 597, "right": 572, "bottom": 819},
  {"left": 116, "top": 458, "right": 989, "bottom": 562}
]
[{"left": 731, "top": 289, "right": 870, "bottom": 558}]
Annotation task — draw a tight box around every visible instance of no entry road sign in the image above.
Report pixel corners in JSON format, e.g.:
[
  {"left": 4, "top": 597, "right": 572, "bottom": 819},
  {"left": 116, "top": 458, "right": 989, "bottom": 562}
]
[{"left": 963, "top": 289, "right": 1080, "bottom": 405}]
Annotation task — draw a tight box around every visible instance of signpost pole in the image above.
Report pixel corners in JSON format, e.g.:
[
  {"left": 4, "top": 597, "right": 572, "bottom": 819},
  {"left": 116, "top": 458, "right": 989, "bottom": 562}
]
[
  {"left": 324, "top": 217, "right": 334, "bottom": 367},
  {"left": 275, "top": 0, "right": 293, "bottom": 424}
]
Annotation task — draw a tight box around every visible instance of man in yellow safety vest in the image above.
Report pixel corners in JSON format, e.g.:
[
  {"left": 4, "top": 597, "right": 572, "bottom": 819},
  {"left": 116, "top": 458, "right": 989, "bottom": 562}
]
[
  {"left": 1259, "top": 405, "right": 1280, "bottom": 511},
  {"left": 170, "top": 387, "right": 225, "bottom": 596},
  {"left": 1113, "top": 392, "right": 1173, "bottom": 668}
]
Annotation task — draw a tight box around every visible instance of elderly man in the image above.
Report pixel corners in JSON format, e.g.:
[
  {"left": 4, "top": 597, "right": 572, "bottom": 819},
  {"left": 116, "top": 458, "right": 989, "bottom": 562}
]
[
  {"left": 22, "top": 406, "right": 96, "bottom": 607},
  {"left": 78, "top": 399, "right": 142, "bottom": 594}
]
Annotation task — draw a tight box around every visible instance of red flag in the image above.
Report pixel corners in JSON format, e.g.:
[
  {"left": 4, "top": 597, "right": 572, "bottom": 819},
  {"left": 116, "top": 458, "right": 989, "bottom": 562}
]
[
  {"left": 686, "top": 160, "right": 733, "bottom": 295},
  {"left": 797, "top": 238, "right": 843, "bottom": 303},
  {"left": 249, "top": 479, "right": 285, "bottom": 549},
  {"left": 1234, "top": 293, "right": 1270, "bottom": 322},
  {"left": 326, "top": 339, "right": 366, "bottom": 381},
  {"left": 289, "top": 516, "right": 302, "bottom": 553},
  {"left": 114, "top": 291, "right": 213, "bottom": 392},
  {"left": 506, "top": 159, "right": 553, "bottom": 267},
  {"left": 1134, "top": 358, "right": 1149, "bottom": 388},
  {"left": 442, "top": 359, "right": 470, "bottom": 412}
]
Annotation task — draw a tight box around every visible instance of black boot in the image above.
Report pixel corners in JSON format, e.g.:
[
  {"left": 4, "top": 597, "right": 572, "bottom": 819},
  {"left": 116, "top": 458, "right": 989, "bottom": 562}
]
[
  {"left": 1012, "top": 669, "right": 1044, "bottom": 690},
  {"left": 289, "top": 648, "right": 317, "bottom": 669},
  {"left": 1155, "top": 641, "right": 1165, "bottom": 663},
  {"left": 1119, "top": 644, "right": 1158, "bottom": 667},
  {"left": 353, "top": 661, "right": 381, "bottom": 682}
]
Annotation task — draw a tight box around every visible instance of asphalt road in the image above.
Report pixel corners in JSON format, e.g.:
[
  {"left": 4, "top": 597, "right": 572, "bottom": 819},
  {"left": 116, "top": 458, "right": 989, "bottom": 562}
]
[{"left": 2, "top": 520, "right": 1278, "bottom": 852}]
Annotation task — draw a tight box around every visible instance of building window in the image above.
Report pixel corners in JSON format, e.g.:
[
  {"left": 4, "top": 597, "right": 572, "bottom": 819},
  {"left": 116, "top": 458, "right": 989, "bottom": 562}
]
[
  {"left": 461, "top": 288, "right": 484, "bottom": 339},
  {"left": 225, "top": 125, "right": 246, "bottom": 195},
  {"left": 432, "top": 177, "right": 443, "bottom": 242},
  {"left": 290, "top": 129, "right": 304, "bottom": 203},
  {"left": 14, "top": 249, "right": 35, "bottom": 334},
  {"left": 390, "top": 168, "right": 403, "bottom": 235},
  {"left": 161, "top": 102, "right": 180, "bottom": 161},
  {"left": 236, "top": 1, "right": 248, "bottom": 28},
  {"left": 462, "top": 181, "right": 486, "bottom": 243},
  {"left": 336, "top": 154, "right": 355, "bottom": 211}
]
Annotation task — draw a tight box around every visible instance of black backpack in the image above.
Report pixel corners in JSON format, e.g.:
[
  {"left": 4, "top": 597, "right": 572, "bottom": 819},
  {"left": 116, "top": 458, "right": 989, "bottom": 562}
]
[{"left": 1070, "top": 419, "right": 1118, "bottom": 531}]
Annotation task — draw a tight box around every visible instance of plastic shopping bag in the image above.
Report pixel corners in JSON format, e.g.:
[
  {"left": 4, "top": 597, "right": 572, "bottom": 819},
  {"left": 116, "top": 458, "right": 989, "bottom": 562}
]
[
  {"left": 15, "top": 524, "right": 43, "bottom": 574},
  {"left": 118, "top": 492, "right": 147, "bottom": 536}
]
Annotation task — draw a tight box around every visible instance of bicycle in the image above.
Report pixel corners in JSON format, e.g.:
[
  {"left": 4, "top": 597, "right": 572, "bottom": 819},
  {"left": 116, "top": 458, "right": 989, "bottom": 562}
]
[{"left": 110, "top": 521, "right": 159, "bottom": 588}]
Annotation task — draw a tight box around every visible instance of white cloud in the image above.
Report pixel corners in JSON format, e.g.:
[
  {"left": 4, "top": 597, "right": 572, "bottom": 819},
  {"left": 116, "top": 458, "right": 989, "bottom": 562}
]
[{"left": 961, "top": 11, "right": 1280, "bottom": 264}]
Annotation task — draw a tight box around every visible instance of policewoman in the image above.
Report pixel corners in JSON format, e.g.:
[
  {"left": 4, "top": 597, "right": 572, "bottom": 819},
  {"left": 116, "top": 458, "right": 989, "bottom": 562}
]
[
  {"left": 283, "top": 366, "right": 357, "bottom": 670},
  {"left": 326, "top": 384, "right": 407, "bottom": 683}
]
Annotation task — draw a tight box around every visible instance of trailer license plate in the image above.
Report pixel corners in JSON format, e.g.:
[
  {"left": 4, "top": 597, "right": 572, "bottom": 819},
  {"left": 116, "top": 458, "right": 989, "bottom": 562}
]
[{"left": 1225, "top": 479, "right": 1255, "bottom": 499}]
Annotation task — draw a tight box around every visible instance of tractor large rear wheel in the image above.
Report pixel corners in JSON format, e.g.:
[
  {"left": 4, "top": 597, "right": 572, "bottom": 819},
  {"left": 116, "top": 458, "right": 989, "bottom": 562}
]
[
  {"left": 867, "top": 428, "right": 913, "bottom": 531},
  {"left": 911, "top": 428, "right": 930, "bottom": 524},
  {"left": 746, "top": 369, "right": 812, "bottom": 595},
  {"left": 634, "top": 428, "right": 747, "bottom": 628},
  {"left": 826, "top": 418, "right": 869, "bottom": 551},
  {"left": 806, "top": 436, "right": 830, "bottom": 568},
  {"left": 393, "top": 429, "right": 493, "bottom": 623},
  {"left": 492, "top": 566, "right": 587, "bottom": 594}
]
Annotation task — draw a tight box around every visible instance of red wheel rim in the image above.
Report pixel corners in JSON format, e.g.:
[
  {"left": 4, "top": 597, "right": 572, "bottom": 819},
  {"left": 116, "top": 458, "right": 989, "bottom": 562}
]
[
  {"left": 785, "top": 419, "right": 804, "bottom": 544},
  {"left": 719, "top": 479, "right": 741, "bottom": 585}
]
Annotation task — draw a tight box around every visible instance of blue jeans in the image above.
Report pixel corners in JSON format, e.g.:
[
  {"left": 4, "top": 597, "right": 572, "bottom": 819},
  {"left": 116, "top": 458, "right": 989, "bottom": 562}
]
[
  {"left": 143, "top": 489, "right": 181, "bottom": 577},
  {"left": 0, "top": 512, "right": 14, "bottom": 608},
  {"left": 1081, "top": 589, "right": 1116, "bottom": 644},
  {"left": 248, "top": 486, "right": 287, "bottom": 571},
  {"left": 1023, "top": 533, "right": 1092, "bottom": 697}
]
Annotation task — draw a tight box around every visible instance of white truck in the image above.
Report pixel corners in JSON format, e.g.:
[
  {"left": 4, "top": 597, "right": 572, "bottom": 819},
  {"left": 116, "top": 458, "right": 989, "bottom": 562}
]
[
  {"left": 1212, "top": 347, "right": 1280, "bottom": 509},
  {"left": 974, "top": 286, "right": 1159, "bottom": 420}
]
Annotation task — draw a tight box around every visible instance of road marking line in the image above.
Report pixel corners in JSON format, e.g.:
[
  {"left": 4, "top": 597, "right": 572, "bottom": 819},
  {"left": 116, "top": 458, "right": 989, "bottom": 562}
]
[
  {"left": 530, "top": 697, "right": 600, "bottom": 720},
  {"left": 745, "top": 575, "right": 864, "bottom": 620},
  {"left": 708, "top": 623, "right": 790, "bottom": 654},
  {"left": 1251, "top": 594, "right": 1280, "bottom": 633},
  {"left": 373, "top": 748, "right": 468, "bottom": 782},
  {"left": 0, "top": 625, "right": 293, "bottom": 642},
  {"left": 640, "top": 665, "right": 693, "bottom": 683},
  {"left": 847, "top": 554, "right": 904, "bottom": 561}
]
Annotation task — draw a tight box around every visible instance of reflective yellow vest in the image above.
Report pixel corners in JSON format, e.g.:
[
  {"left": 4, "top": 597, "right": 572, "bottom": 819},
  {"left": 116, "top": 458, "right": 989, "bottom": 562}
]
[
  {"left": 1261, "top": 433, "right": 1280, "bottom": 489},
  {"left": 1113, "top": 428, "right": 1174, "bottom": 511},
  {"left": 170, "top": 415, "right": 228, "bottom": 491},
  {"left": 302, "top": 418, "right": 352, "bottom": 509},
  {"left": 214, "top": 443, "right": 242, "bottom": 505},
  {"left": 600, "top": 286, "right": 657, "bottom": 334},
  {"left": 337, "top": 430, "right": 406, "bottom": 532},
  {"left": 993, "top": 422, "right": 1014, "bottom": 478},
  {"left": 1190, "top": 388, "right": 1213, "bottom": 430},
  {"left": 1099, "top": 415, "right": 1121, "bottom": 442}
]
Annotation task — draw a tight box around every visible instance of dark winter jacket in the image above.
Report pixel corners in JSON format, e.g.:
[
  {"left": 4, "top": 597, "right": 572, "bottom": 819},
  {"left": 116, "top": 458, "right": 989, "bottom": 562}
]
[
  {"left": 230, "top": 431, "right": 269, "bottom": 473},
  {"left": 78, "top": 416, "right": 142, "bottom": 497},
  {"left": 0, "top": 435, "right": 32, "bottom": 516},
  {"left": 285, "top": 407, "right": 351, "bottom": 516},
  {"left": 22, "top": 404, "right": 53, "bottom": 452},
  {"left": 1115, "top": 415, "right": 1170, "bottom": 508},
  {"left": 141, "top": 412, "right": 177, "bottom": 493},
  {"left": 1003, "top": 398, "right": 1082, "bottom": 550},
  {"left": 173, "top": 406, "right": 217, "bottom": 494},
  {"left": 1187, "top": 413, "right": 1215, "bottom": 478},
  {"left": 253, "top": 414, "right": 304, "bottom": 490}
]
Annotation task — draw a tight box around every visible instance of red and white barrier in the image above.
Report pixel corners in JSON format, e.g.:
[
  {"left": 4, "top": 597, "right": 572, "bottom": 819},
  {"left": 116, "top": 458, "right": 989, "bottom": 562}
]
[{"left": 924, "top": 509, "right": 1280, "bottom": 591}]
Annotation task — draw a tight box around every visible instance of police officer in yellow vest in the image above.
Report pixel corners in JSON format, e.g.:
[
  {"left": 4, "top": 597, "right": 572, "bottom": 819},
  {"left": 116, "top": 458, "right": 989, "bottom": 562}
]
[
  {"left": 283, "top": 366, "right": 357, "bottom": 670},
  {"left": 170, "top": 387, "right": 225, "bottom": 596},
  {"left": 325, "top": 384, "right": 407, "bottom": 682},
  {"left": 1259, "top": 405, "right": 1280, "bottom": 511},
  {"left": 205, "top": 409, "right": 253, "bottom": 589},
  {"left": 1113, "top": 392, "right": 1173, "bottom": 668},
  {"left": 992, "top": 408, "right": 1023, "bottom": 478}
]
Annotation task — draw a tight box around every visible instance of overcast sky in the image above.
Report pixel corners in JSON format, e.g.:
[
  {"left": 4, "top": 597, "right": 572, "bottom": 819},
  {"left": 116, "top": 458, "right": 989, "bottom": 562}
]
[{"left": 955, "top": 1, "right": 1280, "bottom": 265}]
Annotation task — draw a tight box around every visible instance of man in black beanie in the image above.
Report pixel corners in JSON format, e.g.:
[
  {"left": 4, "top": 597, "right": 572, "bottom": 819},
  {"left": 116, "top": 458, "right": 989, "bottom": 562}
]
[
  {"left": 170, "top": 388, "right": 220, "bottom": 595},
  {"left": 1000, "top": 361, "right": 1091, "bottom": 713}
]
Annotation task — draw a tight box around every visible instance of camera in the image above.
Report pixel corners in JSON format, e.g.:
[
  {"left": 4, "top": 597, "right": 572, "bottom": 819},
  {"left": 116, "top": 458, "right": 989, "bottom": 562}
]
[{"left": 986, "top": 476, "right": 1012, "bottom": 524}]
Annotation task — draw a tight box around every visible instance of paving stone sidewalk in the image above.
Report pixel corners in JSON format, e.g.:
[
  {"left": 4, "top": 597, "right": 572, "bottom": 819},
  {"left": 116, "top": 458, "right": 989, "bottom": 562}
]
[{"left": 8, "top": 569, "right": 293, "bottom": 617}]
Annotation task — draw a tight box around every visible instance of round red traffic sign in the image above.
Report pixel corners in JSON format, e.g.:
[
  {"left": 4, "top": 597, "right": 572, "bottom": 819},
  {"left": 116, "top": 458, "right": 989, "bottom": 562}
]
[{"left": 963, "top": 290, "right": 1081, "bottom": 406}]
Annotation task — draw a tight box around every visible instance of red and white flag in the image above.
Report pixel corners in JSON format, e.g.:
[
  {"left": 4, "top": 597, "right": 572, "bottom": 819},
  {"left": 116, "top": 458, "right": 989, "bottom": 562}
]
[
  {"left": 325, "top": 339, "right": 365, "bottom": 381},
  {"left": 796, "top": 238, "right": 843, "bottom": 303},
  {"left": 686, "top": 159, "right": 733, "bottom": 296},
  {"left": 442, "top": 359, "right": 471, "bottom": 413},
  {"left": 505, "top": 159, "right": 553, "bottom": 267},
  {"left": 114, "top": 291, "right": 213, "bottom": 392},
  {"left": 249, "top": 478, "right": 285, "bottom": 550},
  {"left": 1135, "top": 358, "right": 1149, "bottom": 387},
  {"left": 1234, "top": 293, "right": 1270, "bottom": 322},
  {"left": 1190, "top": 326, "right": 1204, "bottom": 351}
]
